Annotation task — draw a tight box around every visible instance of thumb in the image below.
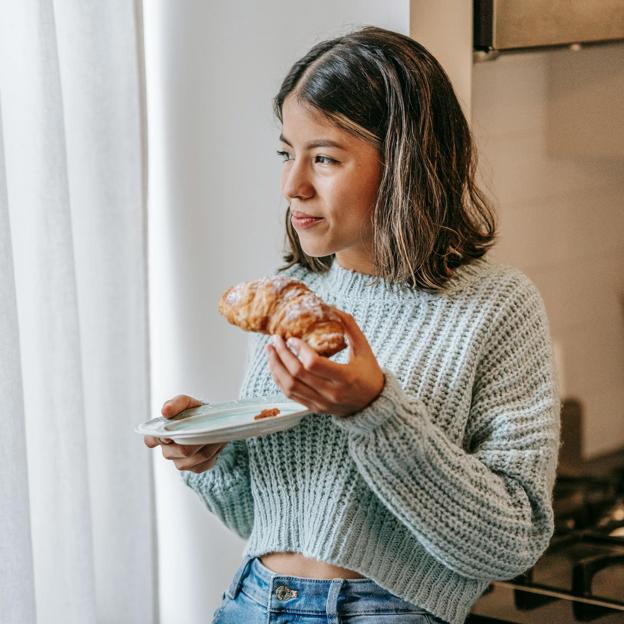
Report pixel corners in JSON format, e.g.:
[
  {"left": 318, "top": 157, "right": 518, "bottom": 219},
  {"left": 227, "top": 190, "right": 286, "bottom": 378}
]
[{"left": 333, "top": 308, "right": 364, "bottom": 356}]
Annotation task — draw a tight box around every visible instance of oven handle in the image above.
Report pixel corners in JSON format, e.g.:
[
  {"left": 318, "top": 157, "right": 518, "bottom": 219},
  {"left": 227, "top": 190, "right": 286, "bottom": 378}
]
[
  {"left": 573, "top": 553, "right": 624, "bottom": 598},
  {"left": 572, "top": 554, "right": 624, "bottom": 621},
  {"left": 493, "top": 581, "right": 624, "bottom": 612}
]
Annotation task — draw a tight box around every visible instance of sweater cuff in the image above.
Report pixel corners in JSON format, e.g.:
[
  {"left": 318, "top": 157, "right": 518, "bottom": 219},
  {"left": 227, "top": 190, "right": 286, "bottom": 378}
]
[{"left": 331, "top": 368, "right": 414, "bottom": 435}]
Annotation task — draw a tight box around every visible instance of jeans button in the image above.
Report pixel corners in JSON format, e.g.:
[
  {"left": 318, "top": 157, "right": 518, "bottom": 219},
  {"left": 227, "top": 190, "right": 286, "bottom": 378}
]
[{"left": 275, "top": 584, "right": 298, "bottom": 601}]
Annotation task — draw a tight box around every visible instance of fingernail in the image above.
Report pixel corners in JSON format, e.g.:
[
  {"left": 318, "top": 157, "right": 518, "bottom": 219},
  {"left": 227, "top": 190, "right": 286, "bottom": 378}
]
[{"left": 287, "top": 337, "right": 298, "bottom": 350}]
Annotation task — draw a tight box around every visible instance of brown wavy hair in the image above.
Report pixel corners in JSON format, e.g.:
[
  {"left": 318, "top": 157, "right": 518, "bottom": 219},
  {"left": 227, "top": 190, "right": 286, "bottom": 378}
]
[{"left": 274, "top": 26, "right": 498, "bottom": 292}]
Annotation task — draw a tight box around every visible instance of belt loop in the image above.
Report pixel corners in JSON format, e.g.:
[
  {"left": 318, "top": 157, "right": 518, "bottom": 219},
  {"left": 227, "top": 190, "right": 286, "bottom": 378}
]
[
  {"left": 326, "top": 578, "right": 344, "bottom": 624},
  {"left": 226, "top": 554, "right": 254, "bottom": 599}
]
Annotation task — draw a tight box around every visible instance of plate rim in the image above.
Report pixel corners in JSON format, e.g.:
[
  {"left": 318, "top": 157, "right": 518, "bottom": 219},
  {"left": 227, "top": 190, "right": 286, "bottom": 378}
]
[{"left": 135, "top": 396, "right": 311, "bottom": 437}]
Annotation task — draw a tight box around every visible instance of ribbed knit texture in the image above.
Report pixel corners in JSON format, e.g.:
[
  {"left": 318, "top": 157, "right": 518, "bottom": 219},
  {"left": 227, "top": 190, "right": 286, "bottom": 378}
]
[{"left": 182, "top": 256, "right": 561, "bottom": 624}]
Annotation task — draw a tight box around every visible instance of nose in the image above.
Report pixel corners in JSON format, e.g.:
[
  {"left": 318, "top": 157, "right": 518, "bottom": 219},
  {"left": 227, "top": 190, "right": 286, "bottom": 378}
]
[{"left": 281, "top": 159, "right": 314, "bottom": 200}]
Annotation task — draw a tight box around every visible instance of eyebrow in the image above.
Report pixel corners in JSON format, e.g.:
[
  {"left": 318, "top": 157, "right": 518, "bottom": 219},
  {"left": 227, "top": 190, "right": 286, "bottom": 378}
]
[{"left": 279, "top": 133, "right": 346, "bottom": 150}]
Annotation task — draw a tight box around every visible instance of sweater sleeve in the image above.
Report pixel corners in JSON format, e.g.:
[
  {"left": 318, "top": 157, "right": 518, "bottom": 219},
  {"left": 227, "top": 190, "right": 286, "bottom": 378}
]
[
  {"left": 331, "top": 277, "right": 561, "bottom": 581},
  {"left": 180, "top": 439, "right": 254, "bottom": 539}
]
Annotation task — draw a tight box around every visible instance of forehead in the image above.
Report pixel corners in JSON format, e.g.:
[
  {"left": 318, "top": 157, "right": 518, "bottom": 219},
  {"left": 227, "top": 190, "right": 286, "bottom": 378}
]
[{"left": 281, "top": 95, "right": 348, "bottom": 141}]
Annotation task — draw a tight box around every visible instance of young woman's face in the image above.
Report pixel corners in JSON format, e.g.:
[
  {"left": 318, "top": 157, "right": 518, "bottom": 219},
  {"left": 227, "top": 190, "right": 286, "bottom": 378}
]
[{"left": 278, "top": 94, "right": 382, "bottom": 274}]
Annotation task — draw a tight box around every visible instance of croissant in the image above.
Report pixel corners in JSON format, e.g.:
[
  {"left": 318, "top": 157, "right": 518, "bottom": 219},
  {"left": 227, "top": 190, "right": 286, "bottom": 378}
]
[{"left": 218, "top": 275, "right": 346, "bottom": 357}]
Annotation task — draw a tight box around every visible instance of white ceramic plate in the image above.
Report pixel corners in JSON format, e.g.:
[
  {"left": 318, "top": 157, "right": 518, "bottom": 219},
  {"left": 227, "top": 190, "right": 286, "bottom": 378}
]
[{"left": 135, "top": 396, "right": 311, "bottom": 444}]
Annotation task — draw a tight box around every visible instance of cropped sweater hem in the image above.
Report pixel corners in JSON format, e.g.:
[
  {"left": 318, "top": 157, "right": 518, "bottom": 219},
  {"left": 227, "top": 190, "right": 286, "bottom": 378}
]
[{"left": 243, "top": 537, "right": 487, "bottom": 624}]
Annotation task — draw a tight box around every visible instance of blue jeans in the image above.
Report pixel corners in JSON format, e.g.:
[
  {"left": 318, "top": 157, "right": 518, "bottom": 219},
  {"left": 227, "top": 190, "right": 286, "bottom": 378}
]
[{"left": 212, "top": 555, "right": 447, "bottom": 623}]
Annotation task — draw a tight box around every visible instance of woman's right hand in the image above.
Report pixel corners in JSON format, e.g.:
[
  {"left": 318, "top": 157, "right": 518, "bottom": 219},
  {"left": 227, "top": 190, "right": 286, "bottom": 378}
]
[{"left": 143, "top": 394, "right": 227, "bottom": 473}]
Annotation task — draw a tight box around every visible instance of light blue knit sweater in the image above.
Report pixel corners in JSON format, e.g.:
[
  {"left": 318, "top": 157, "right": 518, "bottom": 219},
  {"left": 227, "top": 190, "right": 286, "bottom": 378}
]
[{"left": 182, "top": 256, "right": 561, "bottom": 624}]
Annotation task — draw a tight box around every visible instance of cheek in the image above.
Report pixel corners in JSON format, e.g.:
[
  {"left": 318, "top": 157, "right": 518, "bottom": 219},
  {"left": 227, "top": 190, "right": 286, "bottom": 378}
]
[
  {"left": 341, "top": 160, "right": 380, "bottom": 206},
  {"left": 360, "top": 161, "right": 382, "bottom": 205},
  {"left": 335, "top": 174, "right": 378, "bottom": 222},
  {"left": 279, "top": 170, "right": 288, "bottom": 196},
  {"left": 320, "top": 177, "right": 349, "bottom": 211}
]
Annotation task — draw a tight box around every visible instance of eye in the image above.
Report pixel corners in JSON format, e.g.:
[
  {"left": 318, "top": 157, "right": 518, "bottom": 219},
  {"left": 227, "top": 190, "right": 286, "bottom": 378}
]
[
  {"left": 276, "top": 150, "right": 292, "bottom": 162},
  {"left": 315, "top": 155, "right": 336, "bottom": 165}
]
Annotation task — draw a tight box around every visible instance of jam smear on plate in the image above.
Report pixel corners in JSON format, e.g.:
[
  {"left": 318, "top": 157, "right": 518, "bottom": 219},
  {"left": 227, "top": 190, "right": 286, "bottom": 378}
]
[{"left": 254, "top": 407, "right": 281, "bottom": 420}]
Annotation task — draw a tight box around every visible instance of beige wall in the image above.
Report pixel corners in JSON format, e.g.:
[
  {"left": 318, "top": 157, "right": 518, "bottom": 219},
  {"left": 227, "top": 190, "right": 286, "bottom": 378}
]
[
  {"left": 410, "top": 0, "right": 472, "bottom": 120},
  {"left": 471, "top": 44, "right": 624, "bottom": 459}
]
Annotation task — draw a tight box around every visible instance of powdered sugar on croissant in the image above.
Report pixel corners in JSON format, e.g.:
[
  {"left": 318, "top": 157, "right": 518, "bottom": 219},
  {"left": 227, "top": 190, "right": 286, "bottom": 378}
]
[{"left": 218, "top": 275, "right": 346, "bottom": 357}]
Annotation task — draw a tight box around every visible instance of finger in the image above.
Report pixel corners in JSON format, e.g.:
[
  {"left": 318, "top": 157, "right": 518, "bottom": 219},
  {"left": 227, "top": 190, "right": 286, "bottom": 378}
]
[
  {"left": 144, "top": 435, "right": 175, "bottom": 449},
  {"left": 266, "top": 343, "right": 325, "bottom": 401},
  {"left": 281, "top": 335, "right": 351, "bottom": 383},
  {"left": 332, "top": 309, "right": 368, "bottom": 357},
  {"left": 144, "top": 435, "right": 160, "bottom": 448},
  {"left": 270, "top": 335, "right": 338, "bottom": 389},
  {"left": 161, "top": 441, "right": 206, "bottom": 460},
  {"left": 266, "top": 344, "right": 348, "bottom": 413},
  {"left": 172, "top": 444, "right": 225, "bottom": 471},
  {"left": 161, "top": 394, "right": 203, "bottom": 418}
]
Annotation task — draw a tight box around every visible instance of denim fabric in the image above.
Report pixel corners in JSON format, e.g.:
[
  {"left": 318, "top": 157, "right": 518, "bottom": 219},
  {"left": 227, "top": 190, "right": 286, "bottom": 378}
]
[{"left": 212, "top": 555, "right": 448, "bottom": 623}]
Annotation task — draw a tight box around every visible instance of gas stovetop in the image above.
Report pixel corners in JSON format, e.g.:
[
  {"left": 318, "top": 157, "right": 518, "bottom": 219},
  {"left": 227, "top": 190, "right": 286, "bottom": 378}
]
[{"left": 468, "top": 456, "right": 624, "bottom": 623}]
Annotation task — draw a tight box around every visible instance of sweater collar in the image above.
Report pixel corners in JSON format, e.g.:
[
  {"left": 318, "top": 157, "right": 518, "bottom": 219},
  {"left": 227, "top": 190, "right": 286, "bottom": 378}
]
[{"left": 320, "top": 256, "right": 492, "bottom": 303}]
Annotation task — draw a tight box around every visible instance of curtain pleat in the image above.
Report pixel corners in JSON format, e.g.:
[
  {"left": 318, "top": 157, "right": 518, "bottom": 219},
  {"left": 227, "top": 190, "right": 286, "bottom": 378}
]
[
  {"left": 0, "top": 93, "right": 38, "bottom": 624},
  {"left": 0, "top": 1, "right": 157, "bottom": 622}
]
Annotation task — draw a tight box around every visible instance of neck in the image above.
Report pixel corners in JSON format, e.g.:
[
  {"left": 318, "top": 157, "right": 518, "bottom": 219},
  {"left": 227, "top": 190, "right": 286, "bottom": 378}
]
[{"left": 333, "top": 252, "right": 377, "bottom": 276}]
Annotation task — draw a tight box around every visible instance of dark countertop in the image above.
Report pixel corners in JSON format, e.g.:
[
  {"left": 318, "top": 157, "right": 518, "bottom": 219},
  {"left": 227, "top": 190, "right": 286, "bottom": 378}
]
[{"left": 558, "top": 446, "right": 624, "bottom": 480}]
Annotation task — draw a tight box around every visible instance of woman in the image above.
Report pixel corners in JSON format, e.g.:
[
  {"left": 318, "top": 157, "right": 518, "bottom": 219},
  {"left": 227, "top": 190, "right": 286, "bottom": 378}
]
[{"left": 145, "top": 26, "right": 561, "bottom": 624}]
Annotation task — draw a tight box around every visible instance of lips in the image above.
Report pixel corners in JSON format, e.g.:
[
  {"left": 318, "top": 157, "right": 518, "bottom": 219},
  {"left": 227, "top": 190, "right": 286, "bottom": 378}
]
[
  {"left": 291, "top": 211, "right": 324, "bottom": 230},
  {"left": 291, "top": 210, "right": 322, "bottom": 219}
]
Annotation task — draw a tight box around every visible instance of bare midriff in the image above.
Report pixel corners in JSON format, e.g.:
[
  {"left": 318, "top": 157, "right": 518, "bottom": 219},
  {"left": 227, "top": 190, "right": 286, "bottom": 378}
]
[{"left": 260, "top": 552, "right": 366, "bottom": 579}]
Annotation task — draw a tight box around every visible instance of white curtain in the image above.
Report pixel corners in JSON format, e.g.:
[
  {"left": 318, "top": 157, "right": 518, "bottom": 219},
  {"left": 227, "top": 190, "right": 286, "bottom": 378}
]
[{"left": 0, "top": 2, "right": 157, "bottom": 623}]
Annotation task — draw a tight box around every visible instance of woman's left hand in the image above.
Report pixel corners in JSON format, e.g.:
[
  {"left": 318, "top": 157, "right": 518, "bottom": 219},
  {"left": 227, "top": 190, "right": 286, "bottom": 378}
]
[{"left": 265, "top": 308, "right": 385, "bottom": 418}]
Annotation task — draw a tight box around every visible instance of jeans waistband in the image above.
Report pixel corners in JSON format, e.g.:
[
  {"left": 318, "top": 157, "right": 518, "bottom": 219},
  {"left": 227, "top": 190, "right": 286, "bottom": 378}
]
[{"left": 226, "top": 555, "right": 432, "bottom": 617}]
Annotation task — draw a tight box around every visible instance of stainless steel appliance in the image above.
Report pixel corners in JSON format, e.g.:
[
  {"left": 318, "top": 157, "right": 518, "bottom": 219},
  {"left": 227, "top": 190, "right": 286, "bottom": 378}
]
[
  {"left": 474, "top": 0, "right": 624, "bottom": 61},
  {"left": 468, "top": 412, "right": 624, "bottom": 623}
]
